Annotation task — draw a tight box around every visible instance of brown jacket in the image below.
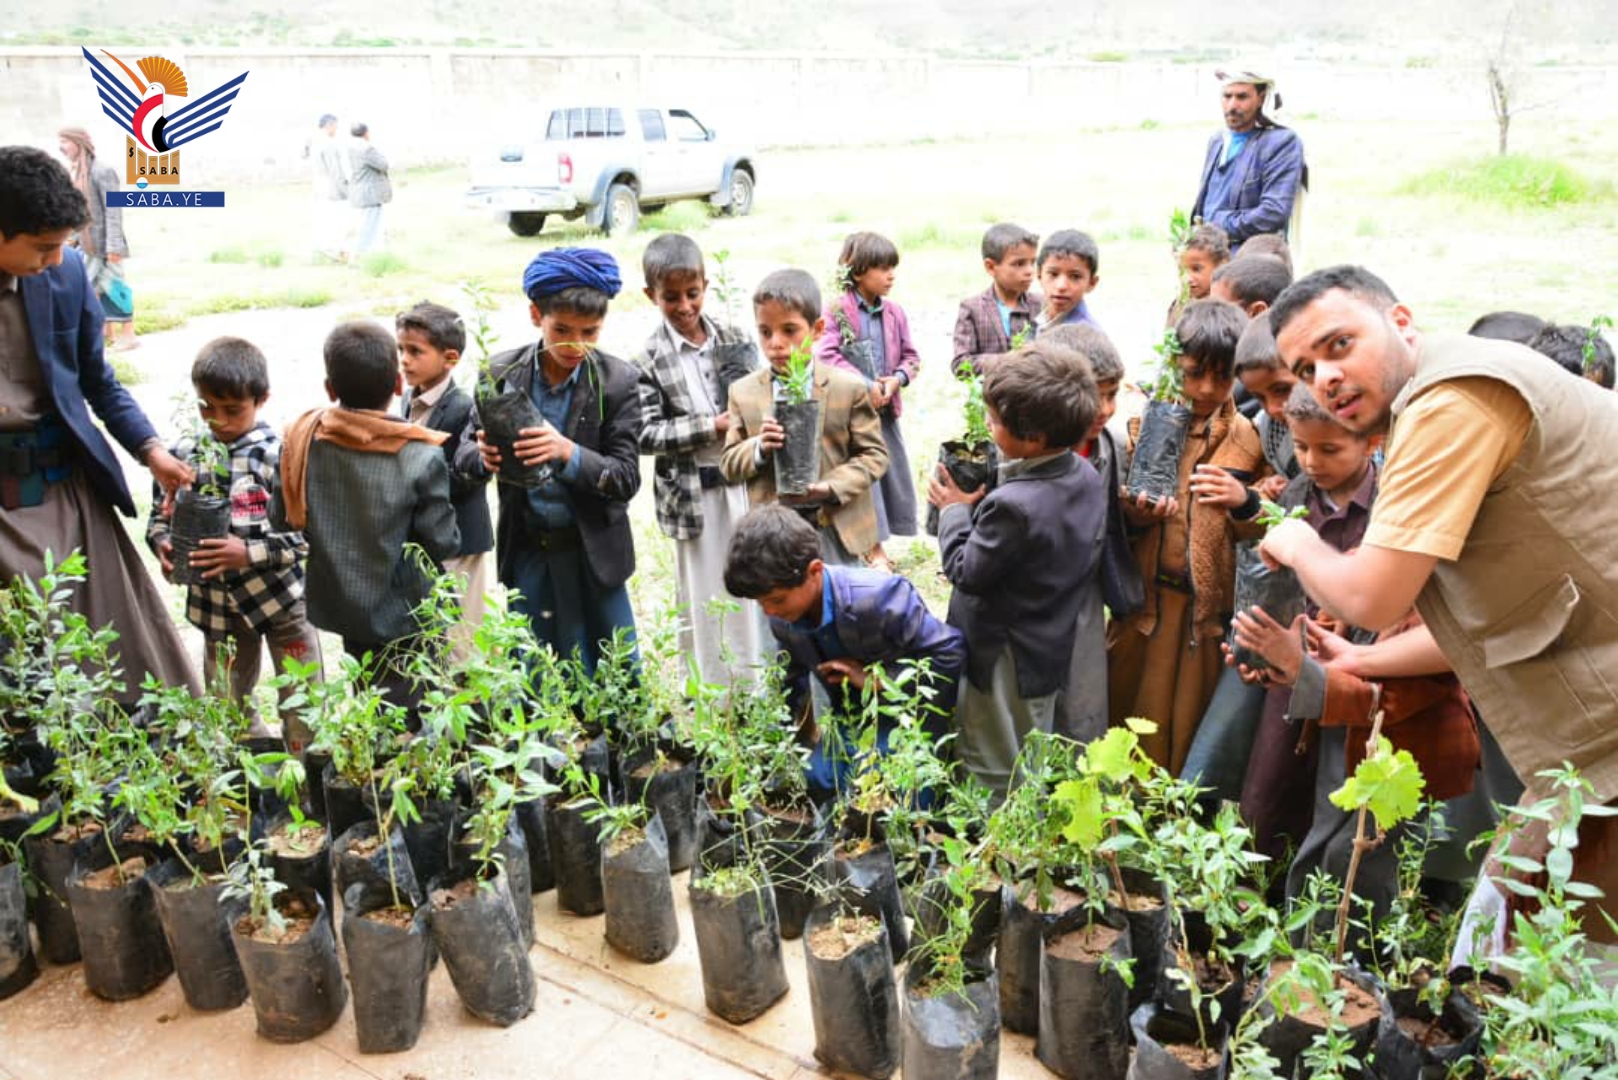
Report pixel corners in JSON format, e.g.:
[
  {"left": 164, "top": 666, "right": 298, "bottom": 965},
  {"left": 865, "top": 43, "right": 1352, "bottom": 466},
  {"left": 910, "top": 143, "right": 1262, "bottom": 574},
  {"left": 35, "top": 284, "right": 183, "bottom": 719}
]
[
  {"left": 720, "top": 361, "right": 889, "bottom": 558},
  {"left": 1119, "top": 399, "right": 1264, "bottom": 642}
]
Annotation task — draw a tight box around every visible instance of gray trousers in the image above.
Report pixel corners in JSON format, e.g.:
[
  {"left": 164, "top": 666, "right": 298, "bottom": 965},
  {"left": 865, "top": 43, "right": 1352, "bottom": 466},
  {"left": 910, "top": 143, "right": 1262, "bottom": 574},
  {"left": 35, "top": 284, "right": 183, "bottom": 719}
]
[
  {"left": 955, "top": 645, "right": 1056, "bottom": 798},
  {"left": 202, "top": 598, "right": 324, "bottom": 748}
]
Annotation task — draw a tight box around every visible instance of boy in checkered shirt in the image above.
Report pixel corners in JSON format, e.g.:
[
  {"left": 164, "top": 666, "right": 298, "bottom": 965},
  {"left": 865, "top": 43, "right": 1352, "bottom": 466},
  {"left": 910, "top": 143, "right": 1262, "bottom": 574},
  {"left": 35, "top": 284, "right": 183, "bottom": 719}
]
[{"left": 147, "top": 337, "right": 322, "bottom": 749}]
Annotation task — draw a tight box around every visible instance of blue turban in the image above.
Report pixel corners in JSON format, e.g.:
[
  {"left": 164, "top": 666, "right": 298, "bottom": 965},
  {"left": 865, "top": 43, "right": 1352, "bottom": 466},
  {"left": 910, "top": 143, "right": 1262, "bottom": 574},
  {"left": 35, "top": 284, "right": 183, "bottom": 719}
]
[{"left": 521, "top": 247, "right": 622, "bottom": 303}]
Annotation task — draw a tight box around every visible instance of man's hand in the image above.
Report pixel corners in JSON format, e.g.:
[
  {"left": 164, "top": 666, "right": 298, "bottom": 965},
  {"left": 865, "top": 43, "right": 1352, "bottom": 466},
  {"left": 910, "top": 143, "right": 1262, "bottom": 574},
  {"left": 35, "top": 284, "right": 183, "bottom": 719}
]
[
  {"left": 758, "top": 416, "right": 785, "bottom": 456},
  {"left": 1230, "top": 609, "right": 1307, "bottom": 686},
  {"left": 928, "top": 463, "right": 985, "bottom": 509},
  {"left": 817, "top": 657, "right": 875, "bottom": 692},
  {"left": 189, "top": 535, "right": 250, "bottom": 580},
  {"left": 146, "top": 446, "right": 195, "bottom": 499},
  {"left": 1258, "top": 516, "right": 1316, "bottom": 570},
  {"left": 1120, "top": 488, "right": 1180, "bottom": 525},
  {"left": 511, "top": 425, "right": 575, "bottom": 467},
  {"left": 1188, "top": 464, "right": 1250, "bottom": 509}
]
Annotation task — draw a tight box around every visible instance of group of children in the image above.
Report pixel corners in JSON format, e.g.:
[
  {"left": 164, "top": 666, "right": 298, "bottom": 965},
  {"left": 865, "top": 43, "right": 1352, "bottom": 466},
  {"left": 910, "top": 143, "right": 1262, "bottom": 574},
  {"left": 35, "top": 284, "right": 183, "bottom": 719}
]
[{"left": 145, "top": 213, "right": 1609, "bottom": 912}]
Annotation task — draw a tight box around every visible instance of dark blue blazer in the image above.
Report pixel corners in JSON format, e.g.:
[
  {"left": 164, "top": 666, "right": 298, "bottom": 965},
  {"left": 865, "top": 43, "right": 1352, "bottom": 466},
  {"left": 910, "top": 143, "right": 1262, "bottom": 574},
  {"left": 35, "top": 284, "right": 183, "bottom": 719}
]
[
  {"left": 402, "top": 379, "right": 493, "bottom": 556},
  {"left": 18, "top": 247, "right": 157, "bottom": 517},
  {"left": 769, "top": 566, "right": 966, "bottom": 725},
  {"left": 1190, "top": 122, "right": 1307, "bottom": 249}
]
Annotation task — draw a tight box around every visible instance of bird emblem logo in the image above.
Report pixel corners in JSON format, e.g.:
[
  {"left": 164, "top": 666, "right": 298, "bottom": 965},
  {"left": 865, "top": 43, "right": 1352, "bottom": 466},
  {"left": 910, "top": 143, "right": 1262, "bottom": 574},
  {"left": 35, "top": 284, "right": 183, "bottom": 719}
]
[{"left": 80, "top": 48, "right": 249, "bottom": 185}]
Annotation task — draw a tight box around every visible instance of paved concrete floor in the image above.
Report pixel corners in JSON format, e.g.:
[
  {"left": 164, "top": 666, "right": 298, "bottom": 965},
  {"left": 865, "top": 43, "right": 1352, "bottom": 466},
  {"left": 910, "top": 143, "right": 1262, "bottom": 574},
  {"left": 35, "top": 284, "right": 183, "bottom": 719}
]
[{"left": 0, "top": 871, "right": 1053, "bottom": 1080}]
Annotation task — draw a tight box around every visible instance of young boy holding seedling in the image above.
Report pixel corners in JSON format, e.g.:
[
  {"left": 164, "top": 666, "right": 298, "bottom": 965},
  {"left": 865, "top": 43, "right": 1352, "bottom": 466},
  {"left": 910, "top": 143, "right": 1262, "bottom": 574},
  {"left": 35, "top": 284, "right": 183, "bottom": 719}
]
[
  {"left": 274, "top": 320, "right": 459, "bottom": 714},
  {"left": 720, "top": 268, "right": 889, "bottom": 568},
  {"left": 1233, "top": 316, "right": 1300, "bottom": 496},
  {"left": 952, "top": 222, "right": 1041, "bottom": 375},
  {"left": 395, "top": 300, "right": 493, "bottom": 648},
  {"left": 1167, "top": 221, "right": 1230, "bottom": 326},
  {"left": 928, "top": 342, "right": 1106, "bottom": 796},
  {"left": 722, "top": 504, "right": 965, "bottom": 800},
  {"left": 1108, "top": 299, "right": 1264, "bottom": 775},
  {"left": 455, "top": 247, "right": 643, "bottom": 673},
  {"left": 148, "top": 336, "right": 322, "bottom": 749},
  {"left": 1033, "top": 229, "right": 1104, "bottom": 335},
  {"left": 633, "top": 233, "right": 763, "bottom": 683}
]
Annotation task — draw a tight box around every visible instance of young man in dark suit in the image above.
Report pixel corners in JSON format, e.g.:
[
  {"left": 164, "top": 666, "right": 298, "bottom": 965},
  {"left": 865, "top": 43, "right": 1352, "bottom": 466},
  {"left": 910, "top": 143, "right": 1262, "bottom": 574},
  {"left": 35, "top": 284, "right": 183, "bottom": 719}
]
[
  {"left": 457, "top": 248, "right": 643, "bottom": 672},
  {"left": 929, "top": 342, "right": 1106, "bottom": 796}
]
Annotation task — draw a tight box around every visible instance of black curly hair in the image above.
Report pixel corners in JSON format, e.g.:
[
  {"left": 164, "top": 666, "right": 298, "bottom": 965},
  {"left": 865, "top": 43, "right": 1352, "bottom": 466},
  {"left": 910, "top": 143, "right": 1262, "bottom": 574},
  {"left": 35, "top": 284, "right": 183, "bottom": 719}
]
[{"left": 0, "top": 146, "right": 90, "bottom": 239}]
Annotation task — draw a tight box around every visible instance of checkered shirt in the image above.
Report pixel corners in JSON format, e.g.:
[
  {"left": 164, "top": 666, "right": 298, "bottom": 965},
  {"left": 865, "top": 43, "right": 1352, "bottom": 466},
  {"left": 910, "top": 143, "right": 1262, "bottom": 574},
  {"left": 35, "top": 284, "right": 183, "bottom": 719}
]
[{"left": 146, "top": 421, "right": 307, "bottom": 635}]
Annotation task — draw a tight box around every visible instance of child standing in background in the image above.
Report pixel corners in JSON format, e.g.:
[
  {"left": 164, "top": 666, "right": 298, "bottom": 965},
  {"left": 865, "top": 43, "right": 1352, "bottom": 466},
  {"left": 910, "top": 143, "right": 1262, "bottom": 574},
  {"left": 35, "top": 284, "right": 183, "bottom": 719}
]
[
  {"left": 816, "top": 232, "right": 920, "bottom": 570},
  {"left": 1168, "top": 221, "right": 1230, "bottom": 326},
  {"left": 1034, "top": 229, "right": 1103, "bottom": 333},
  {"left": 952, "top": 222, "right": 1041, "bottom": 375}
]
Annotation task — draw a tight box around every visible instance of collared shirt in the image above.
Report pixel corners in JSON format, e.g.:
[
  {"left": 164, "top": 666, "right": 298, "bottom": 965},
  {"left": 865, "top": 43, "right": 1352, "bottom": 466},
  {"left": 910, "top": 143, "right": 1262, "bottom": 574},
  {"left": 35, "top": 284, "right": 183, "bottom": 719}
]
[
  {"left": 792, "top": 568, "right": 847, "bottom": 665},
  {"left": 672, "top": 330, "right": 724, "bottom": 467},
  {"left": 994, "top": 295, "right": 1014, "bottom": 339},
  {"left": 524, "top": 362, "right": 585, "bottom": 529},
  {"left": 856, "top": 294, "right": 889, "bottom": 376},
  {"left": 1204, "top": 131, "right": 1256, "bottom": 221},
  {"left": 997, "top": 448, "right": 1069, "bottom": 484},
  {"left": 1036, "top": 299, "right": 1102, "bottom": 334},
  {"left": 0, "top": 271, "right": 47, "bottom": 431},
  {"left": 1302, "top": 460, "right": 1378, "bottom": 556},
  {"left": 1222, "top": 129, "right": 1254, "bottom": 166},
  {"left": 404, "top": 374, "right": 453, "bottom": 425}
]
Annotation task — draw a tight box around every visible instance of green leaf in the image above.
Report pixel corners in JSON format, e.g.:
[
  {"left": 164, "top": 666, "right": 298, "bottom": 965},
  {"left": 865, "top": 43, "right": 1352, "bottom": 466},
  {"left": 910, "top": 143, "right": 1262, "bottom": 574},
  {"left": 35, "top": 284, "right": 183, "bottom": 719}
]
[
  {"left": 1053, "top": 777, "right": 1104, "bottom": 849},
  {"left": 1328, "top": 737, "right": 1426, "bottom": 832},
  {"left": 1082, "top": 728, "right": 1140, "bottom": 784},
  {"left": 1544, "top": 845, "right": 1575, "bottom": 887}
]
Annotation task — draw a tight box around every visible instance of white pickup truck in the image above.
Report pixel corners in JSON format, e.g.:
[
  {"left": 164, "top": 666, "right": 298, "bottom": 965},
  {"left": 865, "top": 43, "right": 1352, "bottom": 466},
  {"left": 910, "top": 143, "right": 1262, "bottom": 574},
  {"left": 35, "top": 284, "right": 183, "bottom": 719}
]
[{"left": 464, "top": 106, "right": 758, "bottom": 237}]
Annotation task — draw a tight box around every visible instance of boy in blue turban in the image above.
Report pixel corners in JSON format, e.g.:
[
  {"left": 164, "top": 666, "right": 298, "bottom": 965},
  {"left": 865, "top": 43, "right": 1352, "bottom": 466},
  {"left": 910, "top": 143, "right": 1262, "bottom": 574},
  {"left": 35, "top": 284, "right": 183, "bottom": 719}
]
[{"left": 455, "top": 246, "right": 644, "bottom": 670}]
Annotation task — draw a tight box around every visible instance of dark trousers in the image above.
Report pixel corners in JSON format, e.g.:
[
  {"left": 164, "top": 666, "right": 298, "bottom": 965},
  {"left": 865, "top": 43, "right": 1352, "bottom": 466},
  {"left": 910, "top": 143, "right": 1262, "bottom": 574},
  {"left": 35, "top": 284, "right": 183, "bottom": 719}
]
[
  {"left": 342, "top": 636, "right": 424, "bottom": 727},
  {"left": 508, "top": 533, "right": 636, "bottom": 674}
]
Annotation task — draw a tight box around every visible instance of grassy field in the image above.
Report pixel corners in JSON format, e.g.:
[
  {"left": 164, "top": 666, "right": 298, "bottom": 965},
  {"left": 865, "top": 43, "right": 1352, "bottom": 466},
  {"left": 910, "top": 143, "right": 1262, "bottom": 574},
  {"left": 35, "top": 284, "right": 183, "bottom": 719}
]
[{"left": 106, "top": 109, "right": 1618, "bottom": 641}]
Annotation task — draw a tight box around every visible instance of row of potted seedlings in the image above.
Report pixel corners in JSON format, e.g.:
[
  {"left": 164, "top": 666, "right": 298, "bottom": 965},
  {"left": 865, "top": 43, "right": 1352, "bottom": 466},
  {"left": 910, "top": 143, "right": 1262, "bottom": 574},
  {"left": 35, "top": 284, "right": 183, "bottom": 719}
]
[{"left": 4, "top": 553, "right": 1617, "bottom": 1078}]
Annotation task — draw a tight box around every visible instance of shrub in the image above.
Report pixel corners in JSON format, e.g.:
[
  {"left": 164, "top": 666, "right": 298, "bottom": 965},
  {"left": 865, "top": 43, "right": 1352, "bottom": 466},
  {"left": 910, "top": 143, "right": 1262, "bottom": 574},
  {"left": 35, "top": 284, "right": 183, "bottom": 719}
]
[{"left": 1401, "top": 154, "right": 1610, "bottom": 209}]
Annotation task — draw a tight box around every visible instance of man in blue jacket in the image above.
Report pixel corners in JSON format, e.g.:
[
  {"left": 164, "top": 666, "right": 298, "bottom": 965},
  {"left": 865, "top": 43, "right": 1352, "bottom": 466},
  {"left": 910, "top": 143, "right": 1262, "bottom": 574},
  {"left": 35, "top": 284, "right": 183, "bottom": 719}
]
[
  {"left": 1191, "top": 69, "right": 1308, "bottom": 252},
  {"left": 0, "top": 146, "right": 197, "bottom": 695},
  {"left": 724, "top": 504, "right": 965, "bottom": 799}
]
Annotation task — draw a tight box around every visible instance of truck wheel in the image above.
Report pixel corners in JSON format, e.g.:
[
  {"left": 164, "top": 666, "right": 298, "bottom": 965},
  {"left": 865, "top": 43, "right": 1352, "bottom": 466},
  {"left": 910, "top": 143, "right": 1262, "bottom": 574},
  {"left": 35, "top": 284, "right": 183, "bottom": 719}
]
[
  {"left": 506, "top": 212, "right": 547, "bottom": 237},
  {"left": 721, "top": 169, "right": 755, "bottom": 217},
  {"left": 602, "top": 183, "right": 640, "bottom": 236}
]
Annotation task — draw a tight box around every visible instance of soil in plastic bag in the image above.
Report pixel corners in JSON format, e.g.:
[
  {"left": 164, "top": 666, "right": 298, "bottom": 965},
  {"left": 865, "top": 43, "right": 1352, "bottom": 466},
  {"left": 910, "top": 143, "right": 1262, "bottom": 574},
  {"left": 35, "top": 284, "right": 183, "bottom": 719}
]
[
  {"left": 148, "top": 858, "right": 247, "bottom": 1011},
  {"left": 1127, "top": 1002, "right": 1229, "bottom": 1080},
  {"left": 302, "top": 747, "right": 332, "bottom": 822},
  {"left": 830, "top": 834, "right": 910, "bottom": 963},
  {"left": 623, "top": 748, "right": 699, "bottom": 874},
  {"left": 448, "top": 818, "right": 532, "bottom": 949},
  {"left": 715, "top": 341, "right": 760, "bottom": 404},
  {"left": 773, "top": 399, "right": 822, "bottom": 497},
  {"left": 342, "top": 880, "right": 431, "bottom": 1054},
  {"left": 25, "top": 814, "right": 114, "bottom": 964},
  {"left": 602, "top": 812, "right": 679, "bottom": 963},
  {"left": 912, "top": 872, "right": 1003, "bottom": 966},
  {"left": 320, "top": 764, "right": 372, "bottom": 844},
  {"left": 1254, "top": 963, "right": 1381, "bottom": 1080},
  {"left": 231, "top": 888, "right": 347, "bottom": 1042},
  {"left": 428, "top": 868, "right": 536, "bottom": 1027},
  {"left": 901, "top": 963, "right": 1001, "bottom": 1080},
  {"left": 514, "top": 797, "right": 554, "bottom": 893},
  {"left": 547, "top": 797, "right": 605, "bottom": 916},
  {"left": 479, "top": 389, "right": 554, "bottom": 489},
  {"left": 1159, "top": 910, "right": 1244, "bottom": 1032},
  {"left": 400, "top": 795, "right": 459, "bottom": 893},
  {"left": 1115, "top": 866, "right": 1171, "bottom": 1017},
  {"left": 1037, "top": 908, "right": 1133, "bottom": 1080},
  {"left": 0, "top": 858, "right": 39, "bottom": 1000},
  {"left": 997, "top": 879, "right": 1092, "bottom": 1035},
  {"left": 333, "top": 820, "right": 422, "bottom": 909},
  {"left": 804, "top": 905, "right": 900, "bottom": 1079},
  {"left": 169, "top": 489, "right": 233, "bottom": 586},
  {"left": 266, "top": 812, "right": 332, "bottom": 917},
  {"left": 689, "top": 848, "right": 789, "bottom": 1024},
  {"left": 1373, "top": 986, "right": 1483, "bottom": 1080},
  {"left": 925, "top": 439, "right": 998, "bottom": 536},
  {"left": 1125, "top": 400, "right": 1193, "bottom": 505},
  {"left": 758, "top": 802, "right": 829, "bottom": 941},
  {"left": 1229, "top": 544, "right": 1308, "bottom": 672}
]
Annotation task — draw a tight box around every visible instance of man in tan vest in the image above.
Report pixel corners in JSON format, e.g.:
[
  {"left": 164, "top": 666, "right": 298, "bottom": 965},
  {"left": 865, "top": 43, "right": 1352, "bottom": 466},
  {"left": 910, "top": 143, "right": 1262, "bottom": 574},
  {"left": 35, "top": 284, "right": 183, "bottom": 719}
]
[{"left": 1256, "top": 265, "right": 1618, "bottom": 946}]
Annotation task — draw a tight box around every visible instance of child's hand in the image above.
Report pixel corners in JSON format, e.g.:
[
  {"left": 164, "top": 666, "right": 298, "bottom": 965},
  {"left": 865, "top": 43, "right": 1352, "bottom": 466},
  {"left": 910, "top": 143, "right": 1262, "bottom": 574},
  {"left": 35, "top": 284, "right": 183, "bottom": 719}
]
[
  {"left": 1257, "top": 474, "right": 1288, "bottom": 501},
  {"left": 475, "top": 429, "right": 501, "bottom": 472},
  {"left": 758, "top": 417, "right": 785, "bottom": 455},
  {"left": 190, "top": 535, "right": 250, "bottom": 580},
  {"left": 156, "top": 538, "right": 175, "bottom": 580},
  {"left": 1120, "top": 489, "right": 1180, "bottom": 524},
  {"left": 1231, "top": 608, "right": 1307, "bottom": 686},
  {"left": 1220, "top": 641, "right": 1269, "bottom": 686},
  {"left": 928, "top": 463, "right": 985, "bottom": 510},
  {"left": 513, "top": 425, "right": 575, "bottom": 466},
  {"left": 817, "top": 657, "right": 876, "bottom": 692},
  {"left": 780, "top": 482, "right": 834, "bottom": 506},
  {"left": 869, "top": 376, "right": 900, "bottom": 410},
  {"left": 712, "top": 412, "right": 732, "bottom": 435},
  {"left": 1189, "top": 464, "right": 1249, "bottom": 509},
  {"left": 1305, "top": 618, "right": 1362, "bottom": 678}
]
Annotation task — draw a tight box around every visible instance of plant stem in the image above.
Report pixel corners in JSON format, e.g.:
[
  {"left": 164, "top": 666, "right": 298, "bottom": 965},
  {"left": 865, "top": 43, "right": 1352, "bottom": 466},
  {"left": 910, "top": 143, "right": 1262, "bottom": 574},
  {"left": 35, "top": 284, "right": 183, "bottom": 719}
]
[{"left": 1335, "top": 704, "right": 1388, "bottom": 965}]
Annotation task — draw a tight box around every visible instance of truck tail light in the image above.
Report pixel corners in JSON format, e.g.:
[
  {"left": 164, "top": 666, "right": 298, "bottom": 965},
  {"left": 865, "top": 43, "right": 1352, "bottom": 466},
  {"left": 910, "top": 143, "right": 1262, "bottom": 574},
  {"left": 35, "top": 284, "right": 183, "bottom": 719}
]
[{"left": 558, "top": 154, "right": 573, "bottom": 184}]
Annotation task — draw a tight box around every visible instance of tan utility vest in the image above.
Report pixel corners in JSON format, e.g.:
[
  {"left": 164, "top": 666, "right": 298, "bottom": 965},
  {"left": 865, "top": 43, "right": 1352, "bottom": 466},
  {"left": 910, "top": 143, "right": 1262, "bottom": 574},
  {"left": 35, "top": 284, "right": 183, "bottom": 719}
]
[{"left": 1387, "top": 333, "right": 1618, "bottom": 801}]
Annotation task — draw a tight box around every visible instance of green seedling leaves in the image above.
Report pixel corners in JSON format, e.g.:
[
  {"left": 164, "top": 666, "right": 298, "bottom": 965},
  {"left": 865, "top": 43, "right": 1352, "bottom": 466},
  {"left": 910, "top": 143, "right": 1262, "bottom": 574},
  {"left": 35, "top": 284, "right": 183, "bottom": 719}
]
[
  {"left": 1053, "top": 776, "right": 1105, "bottom": 849},
  {"left": 1329, "top": 736, "right": 1426, "bottom": 833},
  {"left": 1255, "top": 499, "right": 1309, "bottom": 532}
]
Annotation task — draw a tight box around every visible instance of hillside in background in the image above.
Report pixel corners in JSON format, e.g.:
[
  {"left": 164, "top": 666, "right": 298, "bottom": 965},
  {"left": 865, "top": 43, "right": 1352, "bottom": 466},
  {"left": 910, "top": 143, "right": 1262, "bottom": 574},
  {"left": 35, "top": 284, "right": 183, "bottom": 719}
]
[{"left": 4, "top": 0, "right": 1614, "bottom": 61}]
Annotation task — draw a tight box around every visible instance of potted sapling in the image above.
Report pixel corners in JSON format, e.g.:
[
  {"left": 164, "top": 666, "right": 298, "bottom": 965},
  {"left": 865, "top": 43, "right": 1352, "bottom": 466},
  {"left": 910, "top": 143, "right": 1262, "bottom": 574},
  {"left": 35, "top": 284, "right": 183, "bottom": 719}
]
[
  {"left": 616, "top": 611, "right": 702, "bottom": 872},
  {"left": 902, "top": 859, "right": 1002, "bottom": 1080},
  {"left": 710, "top": 248, "right": 761, "bottom": 401},
  {"left": 590, "top": 792, "right": 680, "bottom": 964},
  {"left": 926, "top": 364, "right": 997, "bottom": 536},
  {"left": 833, "top": 301, "right": 881, "bottom": 381},
  {"left": 772, "top": 333, "right": 821, "bottom": 497},
  {"left": 1229, "top": 501, "right": 1310, "bottom": 673},
  {"left": 226, "top": 841, "right": 347, "bottom": 1042},
  {"left": 0, "top": 833, "right": 38, "bottom": 1000},
  {"left": 463, "top": 277, "right": 551, "bottom": 489},
  {"left": 545, "top": 698, "right": 612, "bottom": 919},
  {"left": 744, "top": 665, "right": 828, "bottom": 941},
  {"left": 165, "top": 399, "right": 234, "bottom": 587},
  {"left": 1125, "top": 329, "right": 1194, "bottom": 505}
]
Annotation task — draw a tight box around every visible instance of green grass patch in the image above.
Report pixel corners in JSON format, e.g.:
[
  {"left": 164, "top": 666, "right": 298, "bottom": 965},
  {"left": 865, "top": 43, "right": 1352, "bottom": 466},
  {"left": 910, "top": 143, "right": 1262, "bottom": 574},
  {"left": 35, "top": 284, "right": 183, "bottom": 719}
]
[
  {"left": 255, "top": 249, "right": 285, "bottom": 268},
  {"left": 1400, "top": 154, "right": 1610, "bottom": 209},
  {"left": 207, "top": 246, "right": 249, "bottom": 264},
  {"left": 186, "top": 288, "right": 333, "bottom": 318},
  {"left": 360, "top": 252, "right": 409, "bottom": 277},
  {"left": 898, "top": 222, "right": 982, "bottom": 252},
  {"left": 640, "top": 201, "right": 712, "bottom": 234},
  {"left": 134, "top": 308, "right": 187, "bottom": 334},
  {"left": 110, "top": 354, "right": 144, "bottom": 386},
  {"left": 1088, "top": 50, "right": 1129, "bottom": 62},
  {"left": 1355, "top": 216, "right": 1382, "bottom": 237}
]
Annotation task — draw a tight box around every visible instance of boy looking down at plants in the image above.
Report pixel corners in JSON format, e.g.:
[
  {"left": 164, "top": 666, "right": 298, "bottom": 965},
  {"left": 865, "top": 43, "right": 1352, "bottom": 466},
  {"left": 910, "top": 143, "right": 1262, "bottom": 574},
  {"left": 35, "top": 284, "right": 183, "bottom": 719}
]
[
  {"left": 456, "top": 247, "right": 643, "bottom": 672},
  {"left": 951, "top": 222, "right": 1040, "bottom": 375},
  {"left": 928, "top": 342, "right": 1106, "bottom": 796},
  {"left": 722, "top": 504, "right": 965, "bottom": 800},
  {"left": 148, "top": 337, "right": 322, "bottom": 749},
  {"left": 720, "top": 268, "right": 889, "bottom": 567}
]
